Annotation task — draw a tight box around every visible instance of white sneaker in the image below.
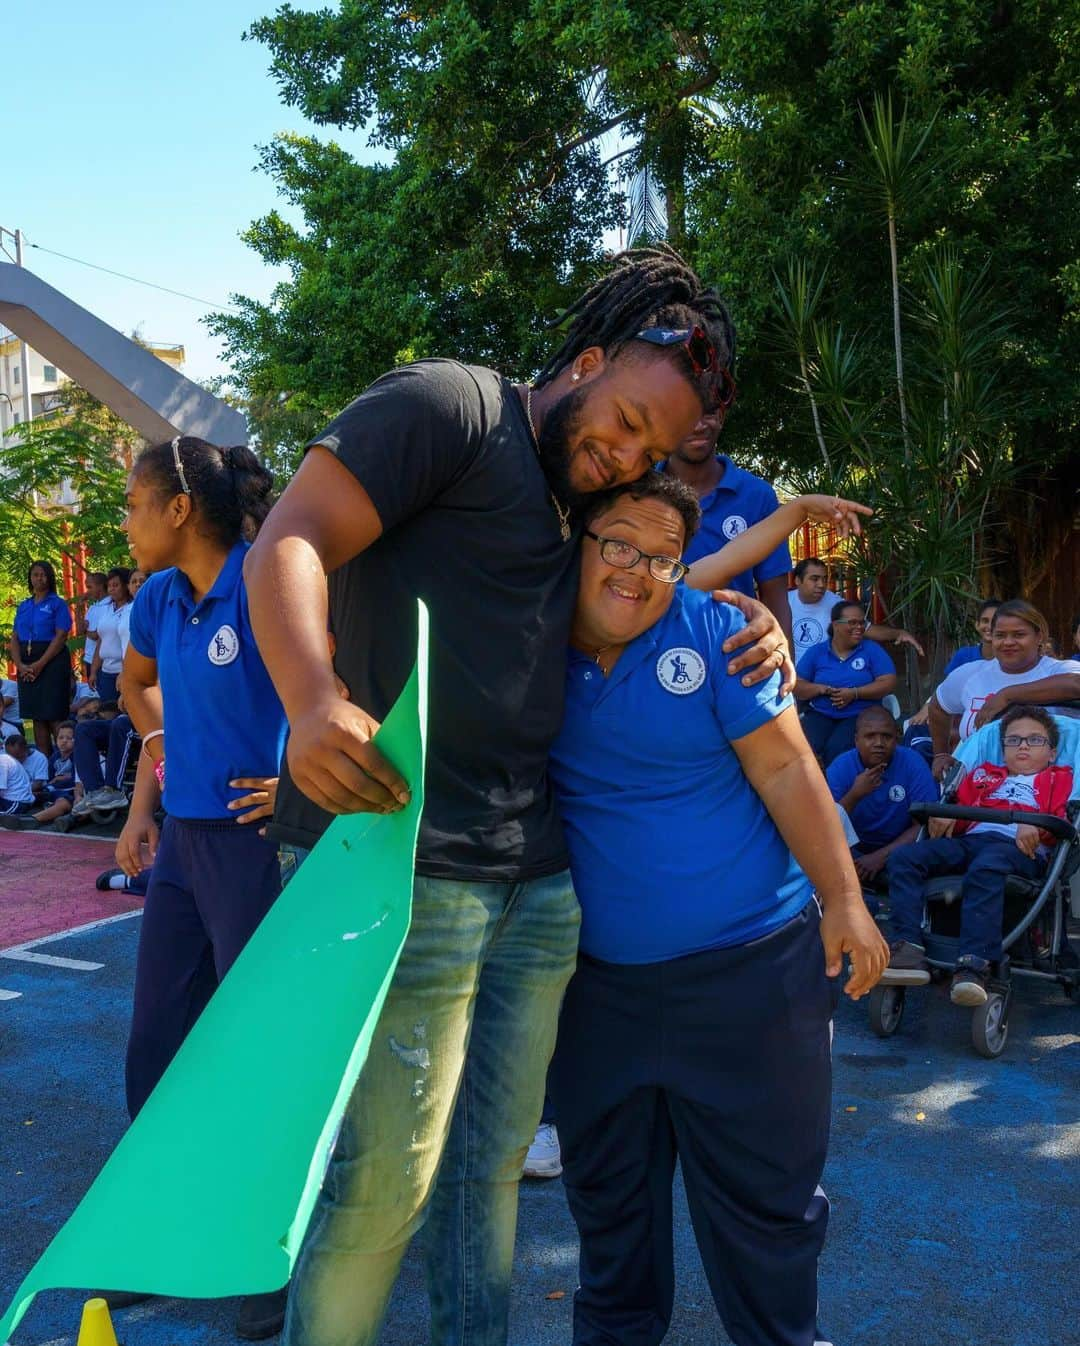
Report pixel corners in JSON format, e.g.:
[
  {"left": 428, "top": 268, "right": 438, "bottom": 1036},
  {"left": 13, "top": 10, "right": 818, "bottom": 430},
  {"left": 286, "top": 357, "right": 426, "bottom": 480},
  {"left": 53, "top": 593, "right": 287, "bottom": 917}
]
[{"left": 523, "top": 1122, "right": 562, "bottom": 1179}]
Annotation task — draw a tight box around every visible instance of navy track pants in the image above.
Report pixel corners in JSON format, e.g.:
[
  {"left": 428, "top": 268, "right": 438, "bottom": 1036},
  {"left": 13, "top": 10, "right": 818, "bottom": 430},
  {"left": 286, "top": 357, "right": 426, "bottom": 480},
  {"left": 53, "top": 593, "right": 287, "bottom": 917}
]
[
  {"left": 125, "top": 815, "right": 281, "bottom": 1118},
  {"left": 549, "top": 902, "right": 835, "bottom": 1346}
]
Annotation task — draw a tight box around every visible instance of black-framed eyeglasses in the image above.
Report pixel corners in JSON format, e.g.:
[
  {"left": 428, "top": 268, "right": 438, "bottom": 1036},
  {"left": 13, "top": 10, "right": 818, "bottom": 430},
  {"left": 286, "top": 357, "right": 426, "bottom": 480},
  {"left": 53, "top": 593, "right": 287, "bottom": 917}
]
[
  {"left": 1002, "top": 734, "right": 1051, "bottom": 748},
  {"left": 634, "top": 325, "right": 738, "bottom": 412},
  {"left": 585, "top": 530, "right": 687, "bottom": 584}
]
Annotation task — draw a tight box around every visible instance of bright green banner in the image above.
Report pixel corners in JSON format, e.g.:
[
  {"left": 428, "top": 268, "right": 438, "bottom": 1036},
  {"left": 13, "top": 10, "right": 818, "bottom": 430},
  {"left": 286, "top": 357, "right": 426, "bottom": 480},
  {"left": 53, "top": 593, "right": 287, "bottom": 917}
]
[{"left": 1, "top": 607, "right": 428, "bottom": 1344}]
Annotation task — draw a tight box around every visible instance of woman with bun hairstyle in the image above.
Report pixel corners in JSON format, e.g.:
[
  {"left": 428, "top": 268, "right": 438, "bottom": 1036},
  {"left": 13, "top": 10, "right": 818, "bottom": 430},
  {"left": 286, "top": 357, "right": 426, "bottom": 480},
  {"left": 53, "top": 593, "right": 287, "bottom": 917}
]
[{"left": 113, "top": 435, "right": 287, "bottom": 1334}]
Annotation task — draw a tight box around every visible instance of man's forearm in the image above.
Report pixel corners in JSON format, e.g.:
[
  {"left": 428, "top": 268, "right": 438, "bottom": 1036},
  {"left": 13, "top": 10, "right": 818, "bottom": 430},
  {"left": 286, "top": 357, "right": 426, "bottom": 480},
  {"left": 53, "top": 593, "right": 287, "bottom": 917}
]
[
  {"left": 244, "top": 535, "right": 338, "bottom": 723},
  {"left": 928, "top": 696, "right": 953, "bottom": 757}
]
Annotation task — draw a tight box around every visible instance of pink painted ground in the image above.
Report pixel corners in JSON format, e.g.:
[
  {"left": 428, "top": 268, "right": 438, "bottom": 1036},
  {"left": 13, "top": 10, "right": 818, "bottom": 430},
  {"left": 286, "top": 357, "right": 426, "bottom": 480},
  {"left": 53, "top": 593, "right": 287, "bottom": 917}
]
[{"left": 0, "top": 833, "right": 143, "bottom": 947}]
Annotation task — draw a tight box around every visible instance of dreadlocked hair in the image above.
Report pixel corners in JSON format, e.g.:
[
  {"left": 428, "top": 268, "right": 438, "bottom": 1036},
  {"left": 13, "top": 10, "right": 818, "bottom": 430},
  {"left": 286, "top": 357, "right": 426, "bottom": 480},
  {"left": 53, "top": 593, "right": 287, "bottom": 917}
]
[{"left": 533, "top": 244, "right": 736, "bottom": 407}]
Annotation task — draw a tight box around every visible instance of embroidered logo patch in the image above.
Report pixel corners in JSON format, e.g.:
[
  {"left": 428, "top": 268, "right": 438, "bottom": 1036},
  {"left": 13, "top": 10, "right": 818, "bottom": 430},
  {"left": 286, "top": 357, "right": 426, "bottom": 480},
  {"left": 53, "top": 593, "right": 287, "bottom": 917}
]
[
  {"left": 851, "top": 656, "right": 867, "bottom": 671},
  {"left": 795, "top": 617, "right": 826, "bottom": 647},
  {"left": 657, "top": 647, "right": 706, "bottom": 695},
  {"left": 888, "top": 784, "right": 907, "bottom": 802},
  {"left": 722, "top": 513, "right": 748, "bottom": 541},
  {"left": 208, "top": 624, "right": 240, "bottom": 666}
]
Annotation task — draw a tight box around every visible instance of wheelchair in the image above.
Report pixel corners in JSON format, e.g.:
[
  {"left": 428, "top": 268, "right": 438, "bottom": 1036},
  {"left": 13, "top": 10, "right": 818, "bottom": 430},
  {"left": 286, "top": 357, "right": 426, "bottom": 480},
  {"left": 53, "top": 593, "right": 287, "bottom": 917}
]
[{"left": 868, "top": 714, "right": 1080, "bottom": 1059}]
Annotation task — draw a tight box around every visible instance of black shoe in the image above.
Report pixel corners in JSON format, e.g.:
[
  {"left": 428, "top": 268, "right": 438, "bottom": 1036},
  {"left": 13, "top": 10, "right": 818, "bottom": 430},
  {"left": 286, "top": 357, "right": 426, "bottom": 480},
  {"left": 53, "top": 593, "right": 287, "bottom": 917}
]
[
  {"left": 236, "top": 1286, "right": 288, "bottom": 1340},
  {"left": 92, "top": 1290, "right": 154, "bottom": 1309},
  {"left": 879, "top": 939, "right": 931, "bottom": 986},
  {"left": 950, "top": 966, "right": 990, "bottom": 1006},
  {"left": 96, "top": 867, "right": 124, "bottom": 891}
]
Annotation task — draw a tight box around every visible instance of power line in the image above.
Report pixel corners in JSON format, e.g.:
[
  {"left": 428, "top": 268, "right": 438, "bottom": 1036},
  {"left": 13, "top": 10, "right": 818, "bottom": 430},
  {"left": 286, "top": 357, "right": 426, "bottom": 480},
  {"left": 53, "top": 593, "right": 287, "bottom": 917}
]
[{"left": 22, "top": 239, "right": 242, "bottom": 313}]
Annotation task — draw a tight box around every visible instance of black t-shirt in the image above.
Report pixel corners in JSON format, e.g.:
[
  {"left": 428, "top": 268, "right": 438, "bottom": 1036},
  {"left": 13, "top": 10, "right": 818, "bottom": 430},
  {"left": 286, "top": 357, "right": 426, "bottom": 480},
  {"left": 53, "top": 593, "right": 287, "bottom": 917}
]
[{"left": 269, "top": 359, "right": 581, "bottom": 881}]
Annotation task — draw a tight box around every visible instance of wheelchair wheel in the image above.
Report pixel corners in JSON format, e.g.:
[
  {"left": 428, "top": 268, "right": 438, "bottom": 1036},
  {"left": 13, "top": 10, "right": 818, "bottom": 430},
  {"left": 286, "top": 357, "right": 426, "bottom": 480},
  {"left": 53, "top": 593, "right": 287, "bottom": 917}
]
[
  {"left": 971, "top": 993, "right": 1009, "bottom": 1058},
  {"left": 868, "top": 985, "right": 905, "bottom": 1037}
]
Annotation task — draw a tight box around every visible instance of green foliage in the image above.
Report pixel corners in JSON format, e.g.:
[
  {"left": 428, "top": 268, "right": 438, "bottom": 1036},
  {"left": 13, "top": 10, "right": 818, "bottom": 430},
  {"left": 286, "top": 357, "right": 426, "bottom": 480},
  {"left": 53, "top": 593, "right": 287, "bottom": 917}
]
[
  {"left": 0, "top": 419, "right": 129, "bottom": 600},
  {"left": 214, "top": 0, "right": 1079, "bottom": 647}
]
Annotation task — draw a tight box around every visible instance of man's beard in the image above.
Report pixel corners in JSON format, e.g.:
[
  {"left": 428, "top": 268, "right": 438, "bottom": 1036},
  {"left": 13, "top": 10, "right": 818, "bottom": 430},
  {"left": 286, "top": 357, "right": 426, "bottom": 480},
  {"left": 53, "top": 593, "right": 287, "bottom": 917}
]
[{"left": 535, "top": 384, "right": 593, "bottom": 514}]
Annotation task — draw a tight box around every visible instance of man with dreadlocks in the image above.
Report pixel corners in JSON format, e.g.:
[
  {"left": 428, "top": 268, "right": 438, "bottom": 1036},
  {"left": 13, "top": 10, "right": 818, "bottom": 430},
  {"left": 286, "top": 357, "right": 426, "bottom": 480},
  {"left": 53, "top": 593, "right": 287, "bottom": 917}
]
[{"left": 245, "top": 246, "right": 795, "bottom": 1346}]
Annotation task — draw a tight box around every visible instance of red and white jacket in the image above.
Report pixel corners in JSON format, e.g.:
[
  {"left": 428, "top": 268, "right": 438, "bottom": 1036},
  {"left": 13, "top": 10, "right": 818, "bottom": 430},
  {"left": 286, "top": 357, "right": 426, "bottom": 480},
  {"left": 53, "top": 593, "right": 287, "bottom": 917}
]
[{"left": 955, "top": 762, "right": 1074, "bottom": 844}]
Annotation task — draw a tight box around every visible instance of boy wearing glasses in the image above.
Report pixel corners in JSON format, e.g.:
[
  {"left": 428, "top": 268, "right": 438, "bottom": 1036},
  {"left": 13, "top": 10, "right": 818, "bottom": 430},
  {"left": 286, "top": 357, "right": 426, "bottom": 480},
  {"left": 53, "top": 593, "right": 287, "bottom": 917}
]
[{"left": 884, "top": 704, "right": 1073, "bottom": 1006}]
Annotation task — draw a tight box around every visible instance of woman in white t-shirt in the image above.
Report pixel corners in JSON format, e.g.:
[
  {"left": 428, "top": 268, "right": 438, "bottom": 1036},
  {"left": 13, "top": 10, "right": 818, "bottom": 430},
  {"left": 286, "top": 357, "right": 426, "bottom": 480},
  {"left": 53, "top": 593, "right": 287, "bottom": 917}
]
[
  {"left": 929, "top": 598, "right": 1080, "bottom": 778},
  {"left": 87, "top": 567, "right": 131, "bottom": 704}
]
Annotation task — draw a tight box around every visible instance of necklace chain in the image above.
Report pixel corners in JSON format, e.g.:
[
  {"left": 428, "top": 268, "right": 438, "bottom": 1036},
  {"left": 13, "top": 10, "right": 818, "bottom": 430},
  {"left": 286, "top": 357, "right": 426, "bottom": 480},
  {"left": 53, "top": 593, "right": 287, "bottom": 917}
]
[{"left": 525, "top": 385, "right": 572, "bottom": 542}]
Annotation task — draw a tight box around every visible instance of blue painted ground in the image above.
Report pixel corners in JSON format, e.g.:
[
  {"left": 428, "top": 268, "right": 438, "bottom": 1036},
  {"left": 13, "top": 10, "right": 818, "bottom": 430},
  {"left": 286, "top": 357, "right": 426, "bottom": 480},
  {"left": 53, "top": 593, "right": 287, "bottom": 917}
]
[{"left": 1, "top": 917, "right": 1077, "bottom": 1345}]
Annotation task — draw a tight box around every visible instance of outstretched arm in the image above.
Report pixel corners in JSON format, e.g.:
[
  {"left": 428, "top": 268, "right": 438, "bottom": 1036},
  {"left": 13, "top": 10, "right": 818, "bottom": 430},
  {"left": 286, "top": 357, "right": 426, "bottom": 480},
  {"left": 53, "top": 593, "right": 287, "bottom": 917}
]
[{"left": 686, "top": 494, "right": 871, "bottom": 593}]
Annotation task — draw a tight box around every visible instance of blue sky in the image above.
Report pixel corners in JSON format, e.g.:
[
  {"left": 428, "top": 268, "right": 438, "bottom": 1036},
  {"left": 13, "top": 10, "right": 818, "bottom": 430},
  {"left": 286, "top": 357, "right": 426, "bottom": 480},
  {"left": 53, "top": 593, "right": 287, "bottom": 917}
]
[{"left": 4, "top": 0, "right": 381, "bottom": 383}]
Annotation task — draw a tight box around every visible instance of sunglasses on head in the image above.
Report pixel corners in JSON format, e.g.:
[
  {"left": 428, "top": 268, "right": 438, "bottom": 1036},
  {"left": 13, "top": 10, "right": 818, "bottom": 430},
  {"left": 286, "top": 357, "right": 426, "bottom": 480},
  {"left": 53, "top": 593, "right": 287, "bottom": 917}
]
[{"left": 634, "top": 326, "right": 737, "bottom": 412}]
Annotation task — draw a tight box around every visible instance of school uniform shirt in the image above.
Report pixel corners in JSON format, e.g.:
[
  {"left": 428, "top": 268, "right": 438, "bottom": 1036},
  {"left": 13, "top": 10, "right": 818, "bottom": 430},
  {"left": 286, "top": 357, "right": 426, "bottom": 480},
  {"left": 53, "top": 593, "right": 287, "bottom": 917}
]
[
  {"left": 48, "top": 751, "right": 77, "bottom": 797},
  {"left": 0, "top": 752, "right": 34, "bottom": 805},
  {"left": 935, "top": 655, "right": 1080, "bottom": 740},
  {"left": 662, "top": 456, "right": 792, "bottom": 598},
  {"left": 549, "top": 587, "right": 811, "bottom": 964},
  {"left": 21, "top": 747, "right": 50, "bottom": 784},
  {"left": 14, "top": 593, "right": 72, "bottom": 645},
  {"left": 796, "top": 637, "right": 895, "bottom": 719},
  {"left": 943, "top": 644, "right": 983, "bottom": 677},
  {"left": 128, "top": 541, "right": 287, "bottom": 820},
  {"left": 117, "top": 601, "right": 133, "bottom": 658},
  {"left": 788, "top": 590, "right": 843, "bottom": 661},
  {"left": 1, "top": 678, "right": 20, "bottom": 729},
  {"left": 826, "top": 746, "right": 937, "bottom": 850},
  {"left": 91, "top": 601, "right": 128, "bottom": 674},
  {"left": 83, "top": 596, "right": 112, "bottom": 664},
  {"left": 270, "top": 359, "right": 580, "bottom": 882}
]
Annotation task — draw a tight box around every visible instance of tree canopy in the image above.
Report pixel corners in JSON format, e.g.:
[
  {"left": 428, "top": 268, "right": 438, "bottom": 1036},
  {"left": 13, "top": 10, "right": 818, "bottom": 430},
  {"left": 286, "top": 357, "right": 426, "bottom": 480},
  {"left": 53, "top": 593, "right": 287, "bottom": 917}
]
[{"left": 209, "top": 0, "right": 1079, "bottom": 641}]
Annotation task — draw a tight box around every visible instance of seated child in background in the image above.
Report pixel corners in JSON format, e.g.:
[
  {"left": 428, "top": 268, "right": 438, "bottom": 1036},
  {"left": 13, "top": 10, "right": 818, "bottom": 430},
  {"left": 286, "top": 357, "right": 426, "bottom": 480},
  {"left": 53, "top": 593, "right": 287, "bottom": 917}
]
[
  {"left": 4, "top": 732, "right": 50, "bottom": 798},
  {"left": 0, "top": 746, "right": 36, "bottom": 817},
  {"left": 827, "top": 706, "right": 938, "bottom": 892},
  {"left": 31, "top": 721, "right": 79, "bottom": 826},
  {"left": 883, "top": 705, "right": 1072, "bottom": 1007}
]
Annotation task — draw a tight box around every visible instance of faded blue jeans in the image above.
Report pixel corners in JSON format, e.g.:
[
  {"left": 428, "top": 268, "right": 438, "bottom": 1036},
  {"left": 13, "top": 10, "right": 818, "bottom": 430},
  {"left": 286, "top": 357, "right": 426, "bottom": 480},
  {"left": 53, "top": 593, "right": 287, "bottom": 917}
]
[{"left": 279, "top": 846, "right": 580, "bottom": 1346}]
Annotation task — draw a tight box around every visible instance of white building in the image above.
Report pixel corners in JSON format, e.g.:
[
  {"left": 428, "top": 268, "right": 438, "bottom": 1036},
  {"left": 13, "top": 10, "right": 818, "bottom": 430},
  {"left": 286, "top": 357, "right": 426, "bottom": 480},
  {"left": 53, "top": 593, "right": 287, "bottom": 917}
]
[{"left": 0, "top": 328, "right": 186, "bottom": 437}]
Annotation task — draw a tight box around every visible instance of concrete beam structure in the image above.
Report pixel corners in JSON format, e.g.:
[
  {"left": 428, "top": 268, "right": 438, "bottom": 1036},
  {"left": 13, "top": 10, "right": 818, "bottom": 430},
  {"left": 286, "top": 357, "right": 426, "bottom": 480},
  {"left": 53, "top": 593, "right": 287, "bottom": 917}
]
[{"left": 0, "top": 261, "right": 247, "bottom": 446}]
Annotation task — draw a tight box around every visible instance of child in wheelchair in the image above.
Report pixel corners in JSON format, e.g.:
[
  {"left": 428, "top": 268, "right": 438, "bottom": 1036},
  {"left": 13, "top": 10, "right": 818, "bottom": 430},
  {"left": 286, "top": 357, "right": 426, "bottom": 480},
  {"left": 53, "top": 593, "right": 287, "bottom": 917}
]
[{"left": 881, "top": 705, "right": 1073, "bottom": 1007}]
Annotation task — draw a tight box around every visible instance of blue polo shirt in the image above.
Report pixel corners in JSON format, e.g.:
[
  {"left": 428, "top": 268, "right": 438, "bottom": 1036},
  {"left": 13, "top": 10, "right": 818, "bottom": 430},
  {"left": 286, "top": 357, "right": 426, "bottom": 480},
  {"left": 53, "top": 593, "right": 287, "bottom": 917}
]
[
  {"left": 944, "top": 644, "right": 983, "bottom": 677},
  {"left": 662, "top": 456, "right": 792, "bottom": 597},
  {"left": 549, "top": 587, "right": 811, "bottom": 963},
  {"left": 827, "top": 746, "right": 938, "bottom": 850},
  {"left": 796, "top": 637, "right": 895, "bottom": 719},
  {"left": 14, "top": 593, "right": 72, "bottom": 644},
  {"left": 128, "top": 541, "right": 287, "bottom": 820}
]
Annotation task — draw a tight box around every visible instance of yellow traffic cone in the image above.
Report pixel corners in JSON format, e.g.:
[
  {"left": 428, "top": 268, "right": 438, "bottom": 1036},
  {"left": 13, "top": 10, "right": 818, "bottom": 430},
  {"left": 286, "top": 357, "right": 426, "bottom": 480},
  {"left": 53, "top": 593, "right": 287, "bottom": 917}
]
[{"left": 76, "top": 1297, "right": 119, "bottom": 1346}]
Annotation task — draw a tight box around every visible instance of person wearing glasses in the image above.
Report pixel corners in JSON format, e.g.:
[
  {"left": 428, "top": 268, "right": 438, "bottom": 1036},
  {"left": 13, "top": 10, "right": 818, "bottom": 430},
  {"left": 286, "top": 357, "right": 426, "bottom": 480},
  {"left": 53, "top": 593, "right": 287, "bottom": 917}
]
[
  {"left": 245, "top": 248, "right": 799, "bottom": 1346},
  {"left": 794, "top": 601, "right": 898, "bottom": 767},
  {"left": 546, "top": 471, "right": 887, "bottom": 1346},
  {"left": 882, "top": 705, "right": 1072, "bottom": 1007}
]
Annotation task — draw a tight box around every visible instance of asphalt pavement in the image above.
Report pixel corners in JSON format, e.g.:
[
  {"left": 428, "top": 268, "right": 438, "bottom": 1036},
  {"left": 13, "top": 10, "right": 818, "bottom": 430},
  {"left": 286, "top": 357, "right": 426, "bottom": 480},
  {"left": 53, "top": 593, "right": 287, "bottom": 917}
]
[{"left": 1, "top": 908, "right": 1077, "bottom": 1346}]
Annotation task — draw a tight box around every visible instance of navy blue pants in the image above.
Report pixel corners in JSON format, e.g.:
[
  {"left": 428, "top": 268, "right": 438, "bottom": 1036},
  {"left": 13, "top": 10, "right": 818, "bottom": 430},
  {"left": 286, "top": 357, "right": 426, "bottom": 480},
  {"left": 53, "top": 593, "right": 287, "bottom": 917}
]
[
  {"left": 96, "top": 670, "right": 120, "bottom": 705},
  {"left": 549, "top": 903, "right": 834, "bottom": 1346},
  {"left": 800, "top": 708, "right": 857, "bottom": 767},
  {"left": 125, "top": 816, "right": 281, "bottom": 1118},
  {"left": 74, "top": 714, "right": 136, "bottom": 792},
  {"left": 886, "top": 832, "right": 1045, "bottom": 966}
]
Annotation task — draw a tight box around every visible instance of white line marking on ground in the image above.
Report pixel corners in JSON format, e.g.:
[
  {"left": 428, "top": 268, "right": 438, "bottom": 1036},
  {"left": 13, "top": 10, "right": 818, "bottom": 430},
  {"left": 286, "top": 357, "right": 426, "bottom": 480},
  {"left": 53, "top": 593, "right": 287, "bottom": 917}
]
[
  {"left": 0, "top": 950, "right": 104, "bottom": 970},
  {"left": 0, "top": 906, "right": 142, "bottom": 957},
  {"left": 0, "top": 988, "right": 22, "bottom": 1000}
]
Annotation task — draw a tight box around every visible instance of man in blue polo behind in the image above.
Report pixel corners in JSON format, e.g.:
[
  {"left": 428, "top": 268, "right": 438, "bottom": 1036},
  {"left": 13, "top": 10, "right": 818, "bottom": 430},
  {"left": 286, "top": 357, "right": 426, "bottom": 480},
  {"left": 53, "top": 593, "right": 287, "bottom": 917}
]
[
  {"left": 661, "top": 405, "right": 794, "bottom": 643},
  {"left": 547, "top": 472, "right": 888, "bottom": 1346}
]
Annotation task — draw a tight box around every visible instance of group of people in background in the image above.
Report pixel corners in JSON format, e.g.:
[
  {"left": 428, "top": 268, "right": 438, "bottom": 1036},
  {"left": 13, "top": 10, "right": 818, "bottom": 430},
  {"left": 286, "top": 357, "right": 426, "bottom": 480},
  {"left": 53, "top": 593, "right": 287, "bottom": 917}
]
[{"left": 1, "top": 245, "right": 1079, "bottom": 1346}]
